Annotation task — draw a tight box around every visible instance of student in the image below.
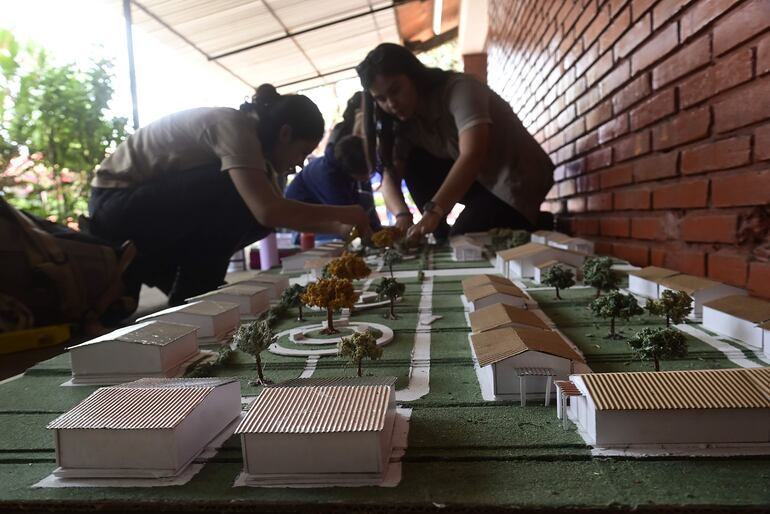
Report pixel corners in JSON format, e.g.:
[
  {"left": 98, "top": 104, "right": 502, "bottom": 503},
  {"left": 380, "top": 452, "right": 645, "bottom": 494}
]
[
  {"left": 88, "top": 85, "right": 371, "bottom": 307},
  {"left": 356, "top": 43, "right": 554, "bottom": 241}
]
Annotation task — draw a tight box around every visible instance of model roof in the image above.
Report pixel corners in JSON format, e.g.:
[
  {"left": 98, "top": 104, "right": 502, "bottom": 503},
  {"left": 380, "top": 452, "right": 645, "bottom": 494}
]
[
  {"left": 137, "top": 300, "right": 238, "bottom": 322},
  {"left": 303, "top": 257, "right": 334, "bottom": 269},
  {"left": 244, "top": 273, "right": 288, "bottom": 285},
  {"left": 236, "top": 384, "right": 391, "bottom": 434},
  {"left": 464, "top": 281, "right": 527, "bottom": 302},
  {"left": 545, "top": 232, "right": 572, "bottom": 244},
  {"left": 702, "top": 295, "right": 770, "bottom": 324},
  {"left": 191, "top": 283, "right": 268, "bottom": 300},
  {"left": 577, "top": 367, "right": 770, "bottom": 411},
  {"left": 68, "top": 321, "right": 196, "bottom": 350},
  {"left": 269, "top": 376, "right": 397, "bottom": 388},
  {"left": 497, "top": 242, "right": 551, "bottom": 260},
  {"left": 469, "top": 303, "right": 549, "bottom": 332},
  {"left": 450, "top": 235, "right": 483, "bottom": 248},
  {"left": 656, "top": 273, "right": 722, "bottom": 294},
  {"left": 461, "top": 274, "right": 514, "bottom": 290},
  {"left": 470, "top": 327, "right": 584, "bottom": 367},
  {"left": 627, "top": 266, "right": 680, "bottom": 281},
  {"left": 534, "top": 259, "right": 576, "bottom": 269}
]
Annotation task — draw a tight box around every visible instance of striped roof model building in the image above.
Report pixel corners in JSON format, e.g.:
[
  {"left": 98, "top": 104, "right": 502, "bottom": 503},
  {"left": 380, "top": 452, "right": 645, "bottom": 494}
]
[{"left": 48, "top": 377, "right": 241, "bottom": 478}]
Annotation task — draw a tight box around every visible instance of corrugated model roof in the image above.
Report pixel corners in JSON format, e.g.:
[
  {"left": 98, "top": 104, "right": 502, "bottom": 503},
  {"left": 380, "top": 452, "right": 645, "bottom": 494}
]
[
  {"left": 497, "top": 242, "right": 551, "bottom": 260},
  {"left": 47, "top": 384, "right": 217, "bottom": 430},
  {"left": 118, "top": 377, "right": 237, "bottom": 389},
  {"left": 450, "top": 235, "right": 482, "bottom": 248},
  {"left": 469, "top": 303, "right": 549, "bottom": 332},
  {"left": 269, "top": 376, "right": 397, "bottom": 388},
  {"left": 68, "top": 321, "right": 196, "bottom": 350},
  {"left": 464, "top": 282, "right": 527, "bottom": 302},
  {"left": 470, "top": 327, "right": 584, "bottom": 367},
  {"left": 236, "top": 385, "right": 391, "bottom": 434},
  {"left": 577, "top": 368, "right": 770, "bottom": 411},
  {"left": 702, "top": 295, "right": 770, "bottom": 324},
  {"left": 657, "top": 274, "right": 721, "bottom": 294},
  {"left": 461, "top": 274, "right": 513, "bottom": 290},
  {"left": 627, "top": 266, "right": 680, "bottom": 281}
]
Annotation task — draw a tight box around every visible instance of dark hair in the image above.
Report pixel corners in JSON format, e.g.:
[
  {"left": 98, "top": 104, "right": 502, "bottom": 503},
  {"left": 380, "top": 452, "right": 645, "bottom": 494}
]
[
  {"left": 333, "top": 135, "right": 368, "bottom": 178},
  {"left": 355, "top": 44, "right": 451, "bottom": 169},
  {"left": 239, "top": 83, "right": 324, "bottom": 150},
  {"left": 328, "top": 91, "right": 363, "bottom": 145}
]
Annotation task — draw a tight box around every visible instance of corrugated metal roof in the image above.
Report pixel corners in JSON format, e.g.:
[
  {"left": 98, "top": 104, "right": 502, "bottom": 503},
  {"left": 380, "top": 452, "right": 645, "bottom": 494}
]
[
  {"left": 702, "top": 295, "right": 770, "bottom": 324},
  {"left": 470, "top": 327, "right": 584, "bottom": 367},
  {"left": 464, "top": 282, "right": 527, "bottom": 302},
  {"left": 469, "top": 303, "right": 549, "bottom": 332},
  {"left": 236, "top": 384, "right": 391, "bottom": 434},
  {"left": 578, "top": 368, "right": 770, "bottom": 411},
  {"left": 627, "top": 266, "right": 680, "bottom": 281},
  {"left": 270, "top": 376, "right": 397, "bottom": 388}
]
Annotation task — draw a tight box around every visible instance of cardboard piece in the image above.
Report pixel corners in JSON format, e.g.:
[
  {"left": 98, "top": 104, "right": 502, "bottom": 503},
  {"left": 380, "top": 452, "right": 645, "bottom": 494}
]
[
  {"left": 136, "top": 301, "right": 240, "bottom": 342},
  {"left": 463, "top": 281, "right": 528, "bottom": 311},
  {"left": 657, "top": 274, "right": 747, "bottom": 318},
  {"left": 47, "top": 377, "right": 241, "bottom": 478},
  {"left": 627, "top": 266, "right": 681, "bottom": 299},
  {"left": 187, "top": 284, "right": 270, "bottom": 317},
  {"left": 532, "top": 259, "right": 578, "bottom": 285},
  {"left": 702, "top": 295, "right": 770, "bottom": 352},
  {"left": 68, "top": 321, "right": 201, "bottom": 385},
  {"left": 469, "top": 303, "right": 549, "bottom": 333}
]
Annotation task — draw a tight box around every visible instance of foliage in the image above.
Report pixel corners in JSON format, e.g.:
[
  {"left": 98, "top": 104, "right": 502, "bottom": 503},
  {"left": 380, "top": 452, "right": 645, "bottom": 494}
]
[
  {"left": 280, "top": 283, "right": 306, "bottom": 321},
  {"left": 382, "top": 248, "right": 403, "bottom": 278},
  {"left": 628, "top": 326, "right": 688, "bottom": 371},
  {"left": 541, "top": 264, "right": 575, "bottom": 300},
  {"left": 326, "top": 252, "right": 371, "bottom": 281},
  {"left": 646, "top": 289, "right": 693, "bottom": 326},
  {"left": 371, "top": 226, "right": 403, "bottom": 249},
  {"left": 489, "top": 228, "right": 530, "bottom": 252},
  {"left": 337, "top": 329, "right": 383, "bottom": 377},
  {"left": 582, "top": 256, "right": 619, "bottom": 297},
  {"left": 590, "top": 290, "right": 644, "bottom": 338},
  {"left": 233, "top": 320, "right": 277, "bottom": 384},
  {"left": 302, "top": 277, "right": 358, "bottom": 334},
  {"left": 185, "top": 346, "right": 234, "bottom": 378},
  {"left": 376, "top": 277, "right": 405, "bottom": 320},
  {"left": 0, "top": 29, "right": 128, "bottom": 226}
]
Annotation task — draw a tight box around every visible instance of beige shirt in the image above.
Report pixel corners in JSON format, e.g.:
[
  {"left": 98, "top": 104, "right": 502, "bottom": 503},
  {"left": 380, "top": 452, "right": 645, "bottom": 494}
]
[
  {"left": 92, "top": 107, "right": 266, "bottom": 188},
  {"left": 399, "top": 73, "right": 554, "bottom": 225}
]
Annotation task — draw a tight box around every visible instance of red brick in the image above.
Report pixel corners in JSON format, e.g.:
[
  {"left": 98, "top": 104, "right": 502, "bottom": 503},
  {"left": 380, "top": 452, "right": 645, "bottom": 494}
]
[
  {"left": 586, "top": 101, "right": 613, "bottom": 131},
  {"left": 652, "top": 180, "right": 709, "bottom": 209},
  {"left": 759, "top": 33, "right": 770, "bottom": 75},
  {"left": 599, "top": 5, "right": 631, "bottom": 54},
  {"left": 576, "top": 42, "right": 600, "bottom": 79},
  {"left": 680, "top": 214, "right": 738, "bottom": 243},
  {"left": 575, "top": 0, "right": 599, "bottom": 38},
  {"left": 563, "top": 118, "right": 586, "bottom": 143},
  {"left": 652, "top": 0, "right": 694, "bottom": 30},
  {"left": 614, "top": 131, "right": 651, "bottom": 162},
  {"left": 632, "top": 216, "right": 665, "bottom": 240},
  {"left": 564, "top": 158, "right": 587, "bottom": 178},
  {"left": 680, "top": 136, "right": 752, "bottom": 175},
  {"left": 713, "top": 0, "right": 770, "bottom": 55},
  {"left": 652, "top": 107, "right": 711, "bottom": 151},
  {"left": 652, "top": 35, "right": 711, "bottom": 90},
  {"left": 598, "top": 61, "right": 631, "bottom": 99},
  {"left": 586, "top": 51, "right": 614, "bottom": 87},
  {"left": 679, "top": 48, "right": 755, "bottom": 109},
  {"left": 598, "top": 115, "right": 629, "bottom": 143},
  {"left": 577, "top": 87, "right": 601, "bottom": 116},
  {"left": 599, "top": 164, "right": 634, "bottom": 189},
  {"left": 614, "top": 188, "right": 651, "bottom": 210},
  {"left": 631, "top": 23, "right": 678, "bottom": 75},
  {"left": 612, "top": 73, "right": 651, "bottom": 113},
  {"left": 583, "top": 5, "right": 611, "bottom": 48},
  {"left": 615, "top": 12, "right": 651, "bottom": 59},
  {"left": 681, "top": 0, "right": 741, "bottom": 41},
  {"left": 630, "top": 88, "right": 676, "bottom": 129},
  {"left": 748, "top": 261, "right": 770, "bottom": 299},
  {"left": 594, "top": 241, "right": 614, "bottom": 255},
  {"left": 650, "top": 246, "right": 666, "bottom": 266},
  {"left": 756, "top": 124, "right": 770, "bottom": 161},
  {"left": 633, "top": 151, "right": 678, "bottom": 182},
  {"left": 707, "top": 252, "right": 748, "bottom": 287},
  {"left": 559, "top": 178, "right": 577, "bottom": 197},
  {"left": 713, "top": 76, "right": 770, "bottom": 133},
  {"left": 632, "top": 0, "right": 654, "bottom": 21},
  {"left": 577, "top": 131, "right": 600, "bottom": 154},
  {"left": 587, "top": 192, "right": 614, "bottom": 211},
  {"left": 571, "top": 217, "right": 600, "bottom": 236},
  {"left": 562, "top": 0, "right": 583, "bottom": 31},
  {"left": 609, "top": 0, "right": 630, "bottom": 18},
  {"left": 568, "top": 196, "right": 587, "bottom": 213},
  {"left": 542, "top": 200, "right": 565, "bottom": 214},
  {"left": 557, "top": 104, "right": 577, "bottom": 129},
  {"left": 546, "top": 184, "right": 559, "bottom": 201},
  {"left": 577, "top": 172, "right": 601, "bottom": 193},
  {"left": 586, "top": 146, "right": 613, "bottom": 170},
  {"left": 712, "top": 170, "right": 770, "bottom": 207},
  {"left": 601, "top": 217, "right": 630, "bottom": 237},
  {"left": 612, "top": 242, "right": 650, "bottom": 266},
  {"left": 666, "top": 248, "right": 707, "bottom": 277}
]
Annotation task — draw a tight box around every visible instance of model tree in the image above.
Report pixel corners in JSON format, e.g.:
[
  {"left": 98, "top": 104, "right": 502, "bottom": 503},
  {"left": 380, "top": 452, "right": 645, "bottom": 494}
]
[
  {"left": 590, "top": 290, "right": 644, "bottom": 339},
  {"left": 376, "top": 277, "right": 406, "bottom": 320},
  {"left": 233, "top": 320, "right": 276, "bottom": 385},
  {"left": 489, "top": 228, "right": 530, "bottom": 251},
  {"left": 280, "top": 283, "right": 307, "bottom": 321},
  {"left": 628, "top": 326, "right": 688, "bottom": 371},
  {"left": 582, "top": 256, "right": 619, "bottom": 298},
  {"left": 382, "top": 248, "right": 403, "bottom": 278},
  {"left": 371, "top": 226, "right": 403, "bottom": 249},
  {"left": 302, "top": 277, "right": 358, "bottom": 334},
  {"left": 337, "top": 329, "right": 383, "bottom": 377},
  {"left": 541, "top": 264, "right": 575, "bottom": 300},
  {"left": 326, "top": 252, "right": 371, "bottom": 281},
  {"left": 645, "top": 289, "right": 693, "bottom": 326}
]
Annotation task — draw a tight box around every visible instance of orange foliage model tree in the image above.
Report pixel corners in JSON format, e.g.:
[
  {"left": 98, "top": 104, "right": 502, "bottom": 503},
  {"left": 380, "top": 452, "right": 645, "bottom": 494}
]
[
  {"left": 302, "top": 278, "right": 358, "bottom": 334},
  {"left": 326, "top": 252, "right": 371, "bottom": 281},
  {"left": 371, "top": 226, "right": 403, "bottom": 249}
]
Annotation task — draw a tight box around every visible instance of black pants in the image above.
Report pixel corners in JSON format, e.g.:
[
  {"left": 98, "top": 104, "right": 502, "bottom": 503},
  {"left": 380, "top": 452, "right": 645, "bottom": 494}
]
[
  {"left": 89, "top": 165, "right": 270, "bottom": 306},
  {"left": 404, "top": 148, "right": 534, "bottom": 239}
]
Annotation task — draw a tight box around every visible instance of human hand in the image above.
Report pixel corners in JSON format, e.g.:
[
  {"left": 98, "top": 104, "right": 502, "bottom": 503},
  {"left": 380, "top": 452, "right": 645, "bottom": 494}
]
[
  {"left": 343, "top": 206, "right": 373, "bottom": 241},
  {"left": 394, "top": 214, "right": 414, "bottom": 234},
  {"left": 406, "top": 211, "right": 441, "bottom": 241}
]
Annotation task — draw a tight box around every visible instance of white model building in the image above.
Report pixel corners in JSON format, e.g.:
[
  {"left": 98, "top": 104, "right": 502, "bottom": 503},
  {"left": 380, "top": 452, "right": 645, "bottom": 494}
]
[
  {"left": 530, "top": 230, "right": 559, "bottom": 244},
  {"left": 316, "top": 242, "right": 345, "bottom": 256},
  {"left": 627, "top": 266, "right": 681, "bottom": 299},
  {"left": 187, "top": 284, "right": 270, "bottom": 317},
  {"left": 702, "top": 295, "right": 770, "bottom": 353},
  {"left": 461, "top": 274, "right": 515, "bottom": 290},
  {"left": 566, "top": 368, "right": 770, "bottom": 448},
  {"left": 281, "top": 249, "right": 338, "bottom": 273},
  {"left": 68, "top": 321, "right": 201, "bottom": 385},
  {"left": 231, "top": 273, "right": 290, "bottom": 300},
  {"left": 547, "top": 236, "right": 595, "bottom": 254},
  {"left": 48, "top": 377, "right": 241, "bottom": 478},
  {"left": 470, "top": 326, "right": 585, "bottom": 402},
  {"left": 304, "top": 257, "right": 334, "bottom": 280},
  {"left": 463, "top": 281, "right": 529, "bottom": 311},
  {"left": 136, "top": 301, "right": 240, "bottom": 343},
  {"left": 450, "top": 235, "right": 484, "bottom": 261},
  {"left": 236, "top": 376, "right": 397, "bottom": 485},
  {"left": 496, "top": 243, "right": 586, "bottom": 279},
  {"left": 469, "top": 303, "right": 550, "bottom": 333},
  {"left": 657, "top": 274, "right": 746, "bottom": 318},
  {"left": 533, "top": 260, "right": 579, "bottom": 285},
  {"left": 463, "top": 231, "right": 492, "bottom": 245}
]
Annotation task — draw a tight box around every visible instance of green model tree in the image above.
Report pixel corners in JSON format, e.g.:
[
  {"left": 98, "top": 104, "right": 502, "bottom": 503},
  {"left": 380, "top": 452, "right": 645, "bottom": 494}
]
[
  {"left": 376, "top": 277, "right": 406, "bottom": 320},
  {"left": 590, "top": 290, "right": 644, "bottom": 338},
  {"left": 645, "top": 289, "right": 693, "bottom": 326},
  {"left": 489, "top": 228, "right": 530, "bottom": 251},
  {"left": 280, "top": 283, "right": 307, "bottom": 321},
  {"left": 582, "top": 256, "right": 619, "bottom": 298},
  {"left": 628, "top": 326, "right": 688, "bottom": 371},
  {"left": 541, "top": 264, "right": 575, "bottom": 300},
  {"left": 382, "top": 248, "right": 403, "bottom": 278},
  {"left": 233, "top": 320, "right": 276, "bottom": 385},
  {"left": 337, "top": 329, "right": 383, "bottom": 377}
]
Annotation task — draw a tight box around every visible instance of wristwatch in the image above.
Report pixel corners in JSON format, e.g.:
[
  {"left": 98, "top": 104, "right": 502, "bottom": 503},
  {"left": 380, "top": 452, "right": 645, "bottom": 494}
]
[{"left": 422, "top": 201, "right": 445, "bottom": 217}]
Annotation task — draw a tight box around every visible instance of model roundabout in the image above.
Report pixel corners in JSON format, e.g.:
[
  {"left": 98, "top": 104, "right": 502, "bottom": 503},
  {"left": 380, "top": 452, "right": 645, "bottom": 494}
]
[{"left": 268, "top": 318, "right": 395, "bottom": 357}]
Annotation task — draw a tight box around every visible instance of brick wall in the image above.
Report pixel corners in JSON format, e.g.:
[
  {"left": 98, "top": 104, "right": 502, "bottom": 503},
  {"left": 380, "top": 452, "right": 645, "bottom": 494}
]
[{"left": 486, "top": 0, "right": 770, "bottom": 299}]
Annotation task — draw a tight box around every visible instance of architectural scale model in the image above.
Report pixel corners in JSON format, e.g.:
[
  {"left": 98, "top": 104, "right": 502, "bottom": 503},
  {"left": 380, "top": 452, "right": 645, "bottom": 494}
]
[
  {"left": 533, "top": 259, "right": 578, "bottom": 285},
  {"left": 47, "top": 377, "right": 241, "bottom": 478},
  {"left": 627, "top": 266, "right": 681, "bottom": 299},
  {"left": 231, "top": 272, "right": 290, "bottom": 300},
  {"left": 496, "top": 242, "right": 586, "bottom": 279},
  {"left": 450, "top": 235, "right": 484, "bottom": 261},
  {"left": 136, "top": 300, "right": 240, "bottom": 343},
  {"left": 657, "top": 274, "right": 746, "bottom": 318},
  {"left": 187, "top": 284, "right": 270, "bottom": 318},
  {"left": 461, "top": 273, "right": 515, "bottom": 290},
  {"left": 281, "top": 248, "right": 341, "bottom": 273},
  {"left": 463, "top": 279, "right": 529, "bottom": 311},
  {"left": 547, "top": 235, "right": 595, "bottom": 254},
  {"left": 469, "top": 302, "right": 550, "bottom": 333},
  {"left": 303, "top": 256, "right": 334, "bottom": 280},
  {"left": 702, "top": 295, "right": 770, "bottom": 354},
  {"left": 67, "top": 321, "right": 201, "bottom": 385}
]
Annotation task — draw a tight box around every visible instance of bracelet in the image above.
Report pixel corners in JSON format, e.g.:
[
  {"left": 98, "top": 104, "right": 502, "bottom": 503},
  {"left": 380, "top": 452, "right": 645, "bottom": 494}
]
[{"left": 395, "top": 211, "right": 413, "bottom": 218}]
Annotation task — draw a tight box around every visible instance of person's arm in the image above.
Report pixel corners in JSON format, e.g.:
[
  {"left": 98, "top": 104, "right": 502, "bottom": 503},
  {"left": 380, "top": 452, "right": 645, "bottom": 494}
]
[
  {"left": 381, "top": 163, "right": 413, "bottom": 232},
  {"left": 229, "top": 167, "right": 372, "bottom": 238}
]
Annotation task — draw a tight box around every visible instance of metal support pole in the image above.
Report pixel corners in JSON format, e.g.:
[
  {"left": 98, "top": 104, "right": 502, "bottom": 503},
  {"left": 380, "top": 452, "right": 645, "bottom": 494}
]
[{"left": 123, "top": 0, "right": 140, "bottom": 129}]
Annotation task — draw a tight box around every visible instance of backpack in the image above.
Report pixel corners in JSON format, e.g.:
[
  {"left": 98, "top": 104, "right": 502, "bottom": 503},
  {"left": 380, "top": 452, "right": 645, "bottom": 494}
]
[{"left": 0, "top": 196, "right": 136, "bottom": 330}]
